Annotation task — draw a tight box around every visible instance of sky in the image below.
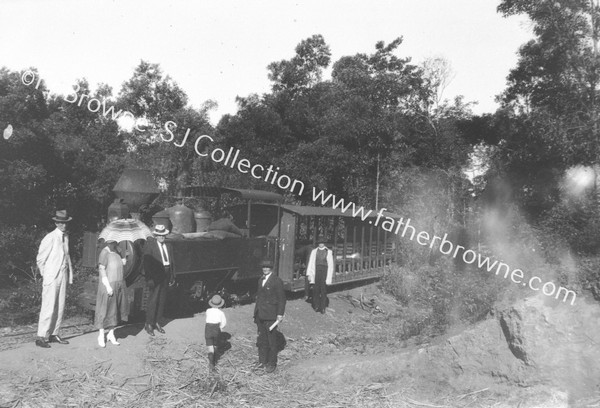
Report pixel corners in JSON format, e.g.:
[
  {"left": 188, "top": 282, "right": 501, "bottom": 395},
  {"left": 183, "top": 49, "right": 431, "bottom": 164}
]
[{"left": 0, "top": 0, "right": 532, "bottom": 125}]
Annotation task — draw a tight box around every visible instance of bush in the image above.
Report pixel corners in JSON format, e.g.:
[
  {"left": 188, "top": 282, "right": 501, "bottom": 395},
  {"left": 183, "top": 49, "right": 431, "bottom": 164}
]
[
  {"left": 577, "top": 256, "right": 600, "bottom": 301},
  {"left": 0, "top": 225, "right": 45, "bottom": 284},
  {"left": 379, "top": 258, "right": 506, "bottom": 340},
  {"left": 539, "top": 200, "right": 600, "bottom": 256},
  {"left": 0, "top": 283, "right": 41, "bottom": 327}
]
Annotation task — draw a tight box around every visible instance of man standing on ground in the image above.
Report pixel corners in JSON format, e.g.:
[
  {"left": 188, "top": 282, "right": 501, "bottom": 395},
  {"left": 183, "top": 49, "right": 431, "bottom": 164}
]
[
  {"left": 35, "top": 210, "right": 74, "bottom": 348},
  {"left": 142, "top": 224, "right": 174, "bottom": 336},
  {"left": 306, "top": 237, "right": 334, "bottom": 314},
  {"left": 253, "top": 260, "right": 286, "bottom": 373}
]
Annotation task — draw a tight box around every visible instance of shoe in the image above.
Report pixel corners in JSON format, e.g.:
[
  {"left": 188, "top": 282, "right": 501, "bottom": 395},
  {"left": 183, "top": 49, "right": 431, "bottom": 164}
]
[
  {"left": 98, "top": 334, "right": 106, "bottom": 348},
  {"left": 35, "top": 338, "right": 50, "bottom": 348},
  {"left": 107, "top": 332, "right": 120, "bottom": 346},
  {"left": 145, "top": 323, "right": 155, "bottom": 336},
  {"left": 155, "top": 323, "right": 165, "bottom": 334},
  {"left": 265, "top": 364, "right": 276, "bottom": 373},
  {"left": 49, "top": 335, "right": 69, "bottom": 344}
]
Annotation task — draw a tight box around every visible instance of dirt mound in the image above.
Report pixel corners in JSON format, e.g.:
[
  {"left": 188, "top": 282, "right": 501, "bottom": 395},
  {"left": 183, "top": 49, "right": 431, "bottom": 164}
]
[
  {"left": 499, "top": 294, "right": 600, "bottom": 397},
  {"left": 286, "top": 293, "right": 600, "bottom": 403}
]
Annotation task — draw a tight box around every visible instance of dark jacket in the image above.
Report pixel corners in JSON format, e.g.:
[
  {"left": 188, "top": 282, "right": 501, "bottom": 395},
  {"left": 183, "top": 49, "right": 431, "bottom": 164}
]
[
  {"left": 142, "top": 238, "right": 173, "bottom": 283},
  {"left": 254, "top": 273, "right": 286, "bottom": 321}
]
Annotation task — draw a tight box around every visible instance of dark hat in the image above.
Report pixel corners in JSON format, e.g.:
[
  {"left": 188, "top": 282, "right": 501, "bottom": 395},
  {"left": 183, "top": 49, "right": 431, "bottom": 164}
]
[
  {"left": 260, "top": 259, "right": 274, "bottom": 268},
  {"left": 316, "top": 236, "right": 326, "bottom": 244},
  {"left": 152, "top": 224, "right": 169, "bottom": 236},
  {"left": 52, "top": 209, "right": 72, "bottom": 222},
  {"left": 208, "top": 294, "right": 224, "bottom": 308}
]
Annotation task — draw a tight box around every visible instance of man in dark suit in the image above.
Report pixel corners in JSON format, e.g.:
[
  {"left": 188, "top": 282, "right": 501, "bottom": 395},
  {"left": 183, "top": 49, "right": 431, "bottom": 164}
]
[
  {"left": 142, "top": 224, "right": 174, "bottom": 336},
  {"left": 253, "top": 259, "right": 286, "bottom": 373}
]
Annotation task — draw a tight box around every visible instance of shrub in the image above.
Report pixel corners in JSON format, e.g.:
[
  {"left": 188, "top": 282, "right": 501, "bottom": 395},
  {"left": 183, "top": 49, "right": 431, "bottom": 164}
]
[
  {"left": 577, "top": 256, "right": 600, "bottom": 301},
  {"left": 0, "top": 264, "right": 95, "bottom": 328},
  {"left": 380, "top": 257, "right": 506, "bottom": 340},
  {"left": 0, "top": 225, "right": 45, "bottom": 284}
]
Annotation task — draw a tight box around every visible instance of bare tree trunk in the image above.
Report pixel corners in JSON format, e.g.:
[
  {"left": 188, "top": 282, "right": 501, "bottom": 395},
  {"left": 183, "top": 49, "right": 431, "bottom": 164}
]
[
  {"left": 591, "top": 1, "right": 600, "bottom": 212},
  {"left": 595, "top": 164, "right": 600, "bottom": 209},
  {"left": 375, "top": 152, "right": 380, "bottom": 211}
]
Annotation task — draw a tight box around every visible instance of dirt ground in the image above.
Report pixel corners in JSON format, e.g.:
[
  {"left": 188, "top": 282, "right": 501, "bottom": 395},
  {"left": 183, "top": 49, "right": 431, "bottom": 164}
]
[{"left": 1, "top": 284, "right": 598, "bottom": 408}]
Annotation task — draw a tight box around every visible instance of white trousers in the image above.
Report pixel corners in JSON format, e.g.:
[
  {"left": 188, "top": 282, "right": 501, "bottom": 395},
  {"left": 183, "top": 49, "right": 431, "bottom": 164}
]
[{"left": 37, "top": 266, "right": 67, "bottom": 338}]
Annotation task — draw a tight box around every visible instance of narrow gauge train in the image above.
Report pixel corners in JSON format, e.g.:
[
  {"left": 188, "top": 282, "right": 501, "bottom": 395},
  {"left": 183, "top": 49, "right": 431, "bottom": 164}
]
[{"left": 83, "top": 183, "right": 402, "bottom": 314}]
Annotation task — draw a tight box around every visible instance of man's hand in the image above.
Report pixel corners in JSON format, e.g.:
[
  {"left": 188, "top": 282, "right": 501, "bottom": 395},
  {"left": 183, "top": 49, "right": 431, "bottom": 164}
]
[
  {"left": 276, "top": 315, "right": 284, "bottom": 323},
  {"left": 106, "top": 286, "right": 114, "bottom": 297},
  {"left": 147, "top": 279, "right": 155, "bottom": 290}
]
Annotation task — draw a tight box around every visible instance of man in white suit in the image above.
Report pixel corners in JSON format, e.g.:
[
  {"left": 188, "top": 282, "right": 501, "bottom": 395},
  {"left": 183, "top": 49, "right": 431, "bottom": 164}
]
[{"left": 35, "top": 210, "right": 74, "bottom": 348}]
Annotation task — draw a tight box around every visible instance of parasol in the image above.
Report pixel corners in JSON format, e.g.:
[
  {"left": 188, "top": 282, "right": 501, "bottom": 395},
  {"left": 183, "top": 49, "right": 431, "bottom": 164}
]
[{"left": 99, "top": 218, "right": 153, "bottom": 243}]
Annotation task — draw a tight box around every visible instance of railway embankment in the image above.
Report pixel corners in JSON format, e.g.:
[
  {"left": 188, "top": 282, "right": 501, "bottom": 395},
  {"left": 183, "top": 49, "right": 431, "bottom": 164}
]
[{"left": 286, "top": 293, "right": 600, "bottom": 406}]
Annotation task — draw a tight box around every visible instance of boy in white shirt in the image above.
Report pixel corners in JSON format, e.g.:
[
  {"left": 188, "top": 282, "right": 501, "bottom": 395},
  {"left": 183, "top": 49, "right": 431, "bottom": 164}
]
[{"left": 205, "top": 294, "right": 227, "bottom": 372}]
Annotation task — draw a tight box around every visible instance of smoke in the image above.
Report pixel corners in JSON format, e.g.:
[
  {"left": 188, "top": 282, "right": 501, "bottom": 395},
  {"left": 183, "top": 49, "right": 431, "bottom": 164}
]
[
  {"left": 560, "top": 165, "right": 595, "bottom": 203},
  {"left": 3, "top": 124, "right": 13, "bottom": 140},
  {"left": 480, "top": 167, "right": 593, "bottom": 305}
]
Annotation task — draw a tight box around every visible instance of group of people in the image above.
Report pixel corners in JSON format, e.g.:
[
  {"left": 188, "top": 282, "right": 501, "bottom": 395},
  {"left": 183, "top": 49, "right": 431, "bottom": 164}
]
[
  {"left": 95, "top": 222, "right": 173, "bottom": 345},
  {"left": 34, "top": 210, "right": 172, "bottom": 348},
  {"left": 34, "top": 210, "right": 334, "bottom": 375}
]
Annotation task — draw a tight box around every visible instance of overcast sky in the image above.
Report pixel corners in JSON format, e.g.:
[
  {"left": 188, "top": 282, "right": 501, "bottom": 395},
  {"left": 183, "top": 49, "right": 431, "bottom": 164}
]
[{"left": 1, "top": 0, "right": 531, "bottom": 124}]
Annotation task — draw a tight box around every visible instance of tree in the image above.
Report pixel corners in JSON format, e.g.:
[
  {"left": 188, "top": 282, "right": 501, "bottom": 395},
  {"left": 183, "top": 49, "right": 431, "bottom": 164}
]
[
  {"left": 492, "top": 1, "right": 600, "bottom": 221},
  {"left": 116, "top": 61, "right": 214, "bottom": 194},
  {"left": 267, "top": 34, "right": 331, "bottom": 95},
  {"left": 498, "top": 0, "right": 600, "bottom": 163}
]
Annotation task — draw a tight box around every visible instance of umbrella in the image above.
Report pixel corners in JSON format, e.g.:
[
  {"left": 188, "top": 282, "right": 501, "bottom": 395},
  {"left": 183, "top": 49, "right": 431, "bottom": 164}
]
[{"left": 99, "top": 218, "right": 153, "bottom": 243}]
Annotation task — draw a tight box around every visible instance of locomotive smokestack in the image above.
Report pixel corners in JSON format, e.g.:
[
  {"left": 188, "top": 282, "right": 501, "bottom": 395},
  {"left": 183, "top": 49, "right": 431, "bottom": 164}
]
[{"left": 112, "top": 169, "right": 160, "bottom": 219}]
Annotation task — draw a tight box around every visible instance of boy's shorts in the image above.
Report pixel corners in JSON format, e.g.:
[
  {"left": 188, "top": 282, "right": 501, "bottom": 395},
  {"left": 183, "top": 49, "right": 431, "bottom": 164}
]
[{"left": 205, "top": 323, "right": 221, "bottom": 346}]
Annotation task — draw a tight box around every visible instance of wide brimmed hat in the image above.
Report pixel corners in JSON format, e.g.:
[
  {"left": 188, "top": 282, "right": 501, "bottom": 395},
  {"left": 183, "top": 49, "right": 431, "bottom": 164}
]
[
  {"left": 52, "top": 210, "right": 72, "bottom": 222},
  {"left": 260, "top": 259, "right": 274, "bottom": 268},
  {"left": 152, "top": 224, "right": 169, "bottom": 236},
  {"left": 208, "top": 294, "right": 225, "bottom": 308}
]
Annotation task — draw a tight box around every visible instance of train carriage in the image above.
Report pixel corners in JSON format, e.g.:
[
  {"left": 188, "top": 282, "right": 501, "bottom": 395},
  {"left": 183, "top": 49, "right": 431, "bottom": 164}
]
[{"left": 225, "top": 202, "right": 402, "bottom": 291}]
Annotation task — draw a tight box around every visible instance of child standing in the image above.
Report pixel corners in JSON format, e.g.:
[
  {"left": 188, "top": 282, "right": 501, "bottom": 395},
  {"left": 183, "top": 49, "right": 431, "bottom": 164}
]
[{"left": 205, "top": 294, "right": 226, "bottom": 372}]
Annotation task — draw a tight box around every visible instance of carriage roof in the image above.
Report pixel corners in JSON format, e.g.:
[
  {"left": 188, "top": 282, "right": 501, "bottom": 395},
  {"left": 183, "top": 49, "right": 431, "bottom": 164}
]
[
  {"left": 253, "top": 203, "right": 403, "bottom": 220},
  {"left": 181, "top": 186, "right": 283, "bottom": 202}
]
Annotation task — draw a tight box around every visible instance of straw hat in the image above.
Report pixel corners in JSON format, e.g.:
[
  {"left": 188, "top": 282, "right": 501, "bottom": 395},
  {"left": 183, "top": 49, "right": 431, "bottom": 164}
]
[
  {"left": 152, "top": 224, "right": 169, "bottom": 236},
  {"left": 208, "top": 294, "right": 225, "bottom": 308}
]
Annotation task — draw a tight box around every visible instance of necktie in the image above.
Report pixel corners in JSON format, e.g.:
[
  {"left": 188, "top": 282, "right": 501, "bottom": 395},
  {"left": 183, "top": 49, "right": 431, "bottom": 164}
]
[
  {"left": 62, "top": 234, "right": 69, "bottom": 255},
  {"left": 159, "top": 243, "right": 170, "bottom": 265}
]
